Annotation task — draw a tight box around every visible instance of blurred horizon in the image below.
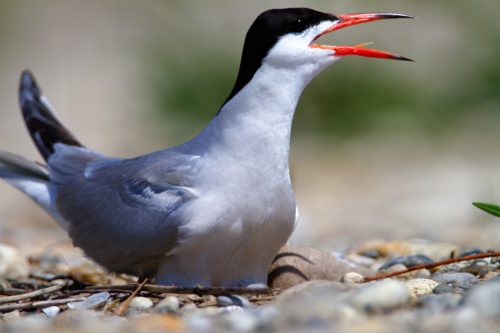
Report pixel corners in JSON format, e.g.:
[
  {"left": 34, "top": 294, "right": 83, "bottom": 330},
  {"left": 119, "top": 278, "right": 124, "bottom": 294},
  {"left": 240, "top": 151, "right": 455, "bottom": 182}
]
[{"left": 0, "top": 1, "right": 499, "bottom": 256}]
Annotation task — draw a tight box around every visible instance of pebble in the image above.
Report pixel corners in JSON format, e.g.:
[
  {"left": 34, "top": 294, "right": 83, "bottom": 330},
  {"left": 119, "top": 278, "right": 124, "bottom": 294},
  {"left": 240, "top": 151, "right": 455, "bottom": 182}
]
[
  {"left": 126, "top": 297, "right": 154, "bottom": 316},
  {"left": 359, "top": 249, "right": 380, "bottom": 259},
  {"left": 384, "top": 263, "right": 407, "bottom": 273},
  {"left": 3, "top": 314, "right": 50, "bottom": 332},
  {"left": 405, "top": 278, "right": 439, "bottom": 298},
  {"left": 345, "top": 279, "right": 411, "bottom": 313},
  {"left": 458, "top": 248, "right": 484, "bottom": 257},
  {"left": 345, "top": 253, "right": 376, "bottom": 267},
  {"left": 154, "top": 296, "right": 180, "bottom": 313},
  {"left": 180, "top": 302, "right": 198, "bottom": 314},
  {"left": 462, "top": 260, "right": 490, "bottom": 277},
  {"left": 219, "top": 308, "right": 258, "bottom": 332},
  {"left": 432, "top": 272, "right": 478, "bottom": 290},
  {"left": 343, "top": 272, "right": 364, "bottom": 286},
  {"left": 463, "top": 278, "right": 500, "bottom": 318},
  {"left": 269, "top": 244, "right": 363, "bottom": 289},
  {"left": 274, "top": 280, "right": 348, "bottom": 305},
  {"left": 433, "top": 283, "right": 454, "bottom": 294},
  {"left": 380, "top": 254, "right": 433, "bottom": 270},
  {"left": 68, "top": 292, "right": 110, "bottom": 310},
  {"left": 216, "top": 295, "right": 251, "bottom": 308},
  {"left": 416, "top": 293, "right": 462, "bottom": 312},
  {"left": 42, "top": 306, "right": 61, "bottom": 318},
  {"left": 0, "top": 244, "right": 29, "bottom": 279},
  {"left": 2, "top": 310, "right": 21, "bottom": 322}
]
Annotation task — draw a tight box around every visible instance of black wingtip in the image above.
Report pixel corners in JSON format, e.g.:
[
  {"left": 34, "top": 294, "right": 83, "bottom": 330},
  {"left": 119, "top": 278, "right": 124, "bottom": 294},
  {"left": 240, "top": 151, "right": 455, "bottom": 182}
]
[
  {"left": 19, "top": 69, "right": 42, "bottom": 105},
  {"left": 17, "top": 70, "right": 84, "bottom": 162},
  {"left": 20, "top": 69, "right": 37, "bottom": 88}
]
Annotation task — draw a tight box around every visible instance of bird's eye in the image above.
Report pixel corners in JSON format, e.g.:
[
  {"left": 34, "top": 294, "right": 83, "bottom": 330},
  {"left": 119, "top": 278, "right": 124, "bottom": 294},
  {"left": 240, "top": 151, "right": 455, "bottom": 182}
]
[{"left": 291, "top": 18, "right": 307, "bottom": 32}]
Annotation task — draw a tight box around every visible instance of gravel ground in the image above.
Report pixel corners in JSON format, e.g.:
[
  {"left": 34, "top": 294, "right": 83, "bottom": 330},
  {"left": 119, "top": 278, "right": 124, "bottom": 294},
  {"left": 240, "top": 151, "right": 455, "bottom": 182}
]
[{"left": 0, "top": 240, "right": 498, "bottom": 333}]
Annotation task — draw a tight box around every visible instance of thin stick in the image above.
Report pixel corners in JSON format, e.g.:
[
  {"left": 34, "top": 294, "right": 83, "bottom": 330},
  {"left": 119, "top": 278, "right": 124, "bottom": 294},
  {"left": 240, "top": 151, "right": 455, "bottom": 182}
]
[
  {"left": 0, "top": 296, "right": 86, "bottom": 313},
  {"left": 0, "top": 283, "right": 65, "bottom": 304},
  {"left": 87, "top": 284, "right": 272, "bottom": 296},
  {"left": 364, "top": 251, "right": 500, "bottom": 282},
  {"left": 0, "top": 287, "right": 28, "bottom": 296},
  {"left": 115, "top": 278, "right": 149, "bottom": 316}
]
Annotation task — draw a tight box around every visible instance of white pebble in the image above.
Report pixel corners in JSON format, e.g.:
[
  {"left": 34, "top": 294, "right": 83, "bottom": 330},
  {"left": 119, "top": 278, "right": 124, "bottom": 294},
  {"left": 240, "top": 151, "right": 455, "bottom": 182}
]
[
  {"left": 155, "top": 296, "right": 180, "bottom": 313},
  {"left": 68, "top": 292, "right": 110, "bottom": 310},
  {"left": 343, "top": 272, "right": 364, "bottom": 285},
  {"left": 42, "top": 306, "right": 61, "bottom": 318},
  {"left": 129, "top": 296, "right": 154, "bottom": 310},
  {"left": 405, "top": 278, "right": 439, "bottom": 298}
]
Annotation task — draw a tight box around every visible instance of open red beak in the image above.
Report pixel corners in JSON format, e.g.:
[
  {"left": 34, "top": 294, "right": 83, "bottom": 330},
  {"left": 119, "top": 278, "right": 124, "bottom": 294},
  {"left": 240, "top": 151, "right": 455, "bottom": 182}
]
[{"left": 311, "top": 12, "right": 414, "bottom": 61}]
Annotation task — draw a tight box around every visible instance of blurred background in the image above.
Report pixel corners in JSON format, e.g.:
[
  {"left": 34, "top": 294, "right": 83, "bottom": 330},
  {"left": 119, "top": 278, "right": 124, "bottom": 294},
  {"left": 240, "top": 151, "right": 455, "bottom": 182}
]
[{"left": 0, "top": 0, "right": 499, "bottom": 258}]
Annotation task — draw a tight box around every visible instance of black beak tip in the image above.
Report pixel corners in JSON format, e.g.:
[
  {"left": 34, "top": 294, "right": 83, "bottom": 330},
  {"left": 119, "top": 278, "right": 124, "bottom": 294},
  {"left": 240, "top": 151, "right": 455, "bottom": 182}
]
[
  {"left": 395, "top": 55, "right": 415, "bottom": 62},
  {"left": 378, "top": 13, "right": 415, "bottom": 19}
]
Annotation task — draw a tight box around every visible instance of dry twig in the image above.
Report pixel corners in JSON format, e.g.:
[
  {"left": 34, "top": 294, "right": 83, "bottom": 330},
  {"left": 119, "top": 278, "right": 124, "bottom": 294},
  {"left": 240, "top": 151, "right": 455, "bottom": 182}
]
[
  {"left": 0, "top": 283, "right": 66, "bottom": 305},
  {"left": 0, "top": 296, "right": 86, "bottom": 313},
  {"left": 88, "top": 284, "right": 272, "bottom": 296},
  {"left": 364, "top": 251, "right": 500, "bottom": 282}
]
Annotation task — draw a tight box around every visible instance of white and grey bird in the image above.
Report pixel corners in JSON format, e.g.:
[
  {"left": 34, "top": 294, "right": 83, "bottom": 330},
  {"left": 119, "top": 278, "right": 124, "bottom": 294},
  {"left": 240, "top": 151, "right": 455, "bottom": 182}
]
[{"left": 0, "top": 8, "right": 412, "bottom": 287}]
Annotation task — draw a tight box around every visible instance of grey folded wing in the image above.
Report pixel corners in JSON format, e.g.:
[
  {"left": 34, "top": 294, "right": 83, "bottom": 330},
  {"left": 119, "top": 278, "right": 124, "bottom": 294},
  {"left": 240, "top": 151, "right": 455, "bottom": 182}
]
[{"left": 48, "top": 145, "right": 199, "bottom": 274}]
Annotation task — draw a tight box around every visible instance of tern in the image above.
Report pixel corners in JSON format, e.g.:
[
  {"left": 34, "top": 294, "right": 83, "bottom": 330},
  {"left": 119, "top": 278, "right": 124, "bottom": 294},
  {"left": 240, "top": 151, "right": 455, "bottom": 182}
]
[{"left": 0, "top": 8, "right": 412, "bottom": 287}]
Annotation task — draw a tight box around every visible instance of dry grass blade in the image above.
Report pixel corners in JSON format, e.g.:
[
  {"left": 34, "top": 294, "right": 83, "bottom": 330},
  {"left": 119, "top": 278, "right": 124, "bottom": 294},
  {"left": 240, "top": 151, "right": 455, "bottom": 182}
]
[
  {"left": 115, "top": 278, "right": 149, "bottom": 316},
  {"left": 364, "top": 251, "right": 500, "bottom": 282}
]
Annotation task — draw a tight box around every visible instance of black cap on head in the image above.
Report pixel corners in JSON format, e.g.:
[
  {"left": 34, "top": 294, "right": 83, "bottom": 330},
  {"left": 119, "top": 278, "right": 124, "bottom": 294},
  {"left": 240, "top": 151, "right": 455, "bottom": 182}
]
[{"left": 221, "top": 8, "right": 337, "bottom": 107}]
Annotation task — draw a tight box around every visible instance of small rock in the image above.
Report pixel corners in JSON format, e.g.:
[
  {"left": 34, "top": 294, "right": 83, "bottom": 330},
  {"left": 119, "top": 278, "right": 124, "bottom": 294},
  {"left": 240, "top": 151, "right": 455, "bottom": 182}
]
[
  {"left": 42, "top": 306, "right": 61, "bottom": 318},
  {"left": 216, "top": 295, "right": 251, "bottom": 308},
  {"left": 250, "top": 305, "right": 279, "bottom": 328},
  {"left": 484, "top": 270, "right": 499, "bottom": 280},
  {"left": 269, "top": 244, "right": 372, "bottom": 289},
  {"left": 180, "top": 302, "right": 198, "bottom": 314},
  {"left": 413, "top": 268, "right": 432, "bottom": 279},
  {"left": 433, "top": 283, "right": 454, "bottom": 294},
  {"left": 126, "top": 296, "right": 154, "bottom": 315},
  {"left": 0, "top": 244, "right": 29, "bottom": 279},
  {"left": 461, "top": 260, "right": 490, "bottom": 277},
  {"left": 405, "top": 278, "right": 439, "bottom": 298},
  {"left": 154, "top": 296, "right": 180, "bottom": 314},
  {"left": 273, "top": 283, "right": 362, "bottom": 328},
  {"left": 344, "top": 253, "right": 376, "bottom": 267},
  {"left": 219, "top": 309, "right": 258, "bottom": 332},
  {"left": 68, "top": 292, "right": 110, "bottom": 310},
  {"left": 274, "top": 280, "right": 349, "bottom": 305},
  {"left": 343, "top": 272, "right": 364, "bottom": 286},
  {"left": 432, "top": 272, "right": 478, "bottom": 291},
  {"left": 384, "top": 263, "right": 407, "bottom": 273},
  {"left": 359, "top": 249, "right": 380, "bottom": 259},
  {"left": 458, "top": 248, "right": 484, "bottom": 257},
  {"left": 380, "top": 254, "right": 433, "bottom": 270},
  {"left": 345, "top": 279, "right": 411, "bottom": 313},
  {"left": 4, "top": 314, "right": 50, "bottom": 332},
  {"left": 463, "top": 278, "right": 500, "bottom": 319},
  {"left": 2, "top": 310, "right": 21, "bottom": 322}
]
